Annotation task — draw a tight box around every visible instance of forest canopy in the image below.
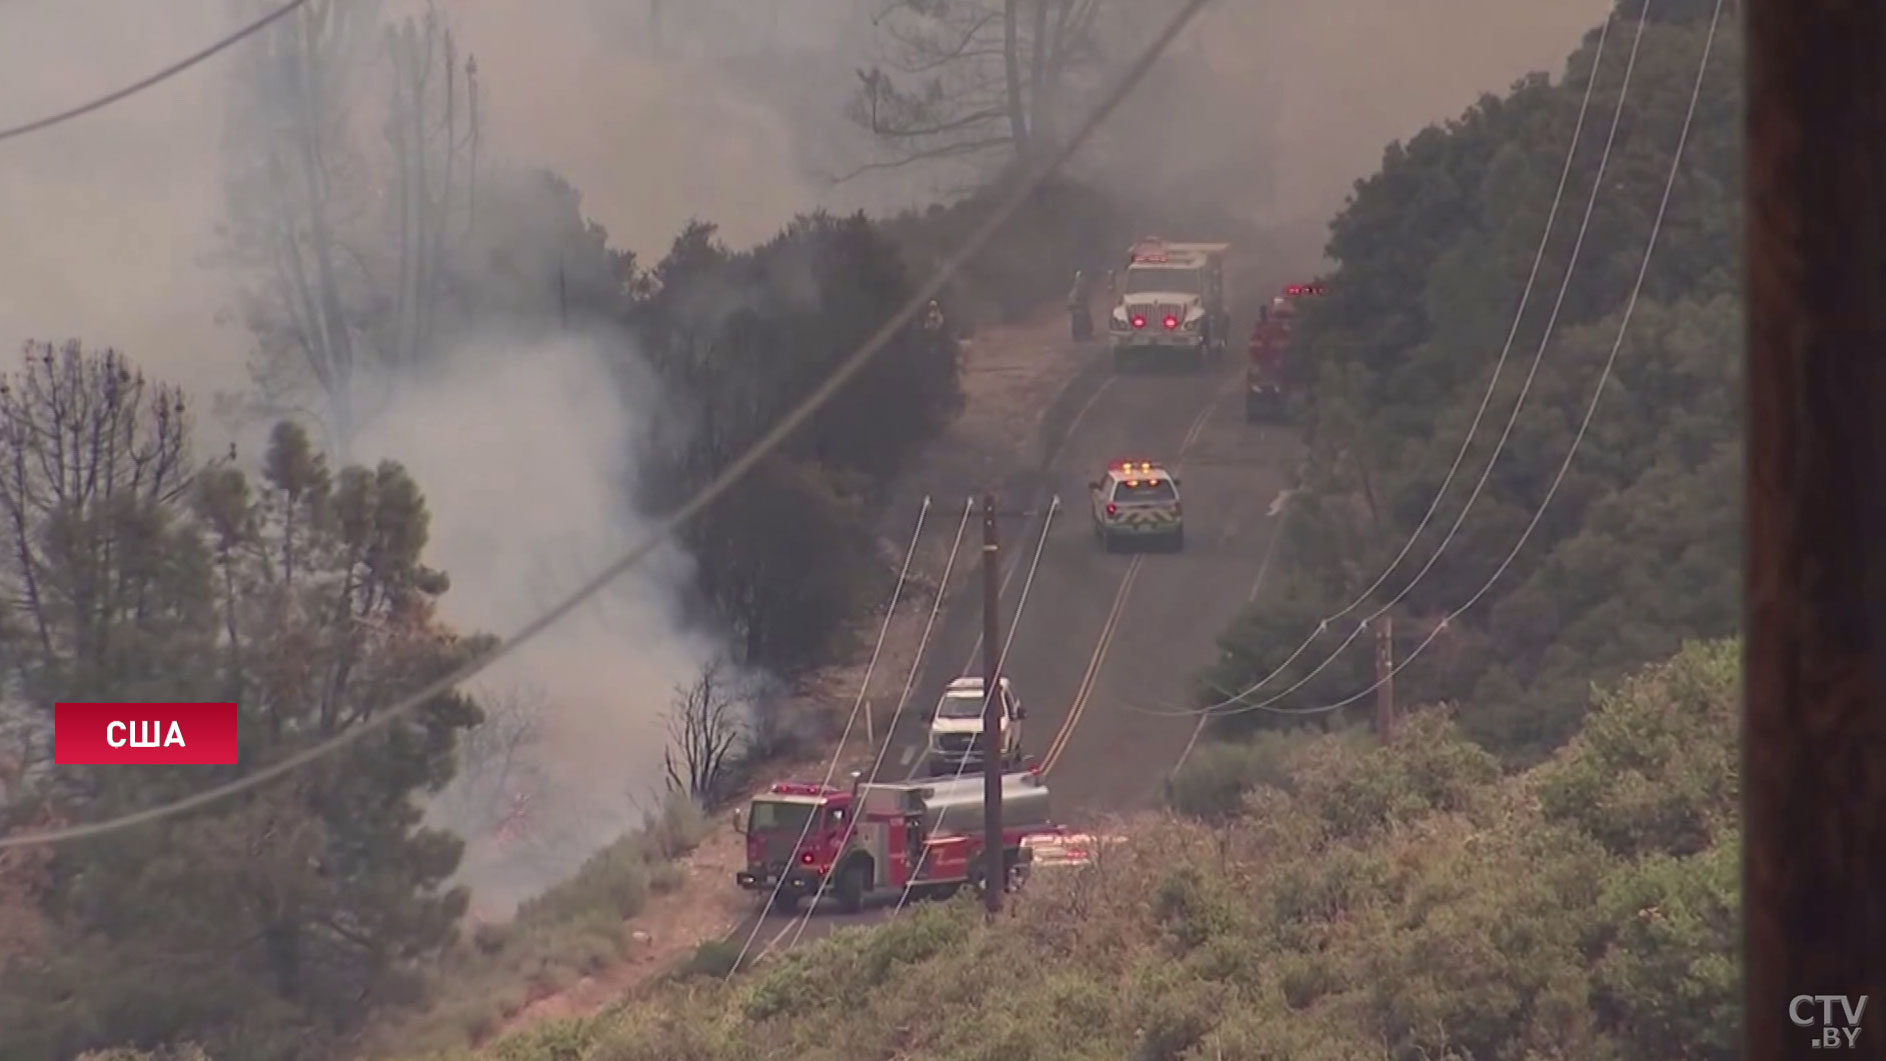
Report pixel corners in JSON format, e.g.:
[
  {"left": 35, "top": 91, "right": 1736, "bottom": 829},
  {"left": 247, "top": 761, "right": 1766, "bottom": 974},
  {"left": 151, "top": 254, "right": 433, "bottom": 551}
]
[{"left": 1197, "top": 5, "right": 1739, "bottom": 764}]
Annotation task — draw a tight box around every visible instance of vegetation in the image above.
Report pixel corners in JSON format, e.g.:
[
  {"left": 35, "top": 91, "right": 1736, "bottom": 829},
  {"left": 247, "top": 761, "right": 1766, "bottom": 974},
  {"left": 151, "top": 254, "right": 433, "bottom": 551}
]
[
  {"left": 0, "top": 167, "right": 1118, "bottom": 1057},
  {"left": 354, "top": 797, "right": 709, "bottom": 1056},
  {"left": 0, "top": 377, "right": 488, "bottom": 1059},
  {"left": 85, "top": 638, "right": 1725, "bottom": 1061},
  {"left": 0, "top": 56, "right": 1130, "bottom": 1061},
  {"left": 1198, "top": 4, "right": 1740, "bottom": 765}
]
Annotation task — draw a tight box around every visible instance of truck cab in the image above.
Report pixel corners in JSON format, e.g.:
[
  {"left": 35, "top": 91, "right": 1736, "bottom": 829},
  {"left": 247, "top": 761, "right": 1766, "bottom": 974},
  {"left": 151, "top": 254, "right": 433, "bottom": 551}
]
[
  {"left": 1108, "top": 238, "right": 1231, "bottom": 371},
  {"left": 734, "top": 781, "right": 855, "bottom": 913},
  {"left": 926, "top": 675, "right": 1025, "bottom": 777}
]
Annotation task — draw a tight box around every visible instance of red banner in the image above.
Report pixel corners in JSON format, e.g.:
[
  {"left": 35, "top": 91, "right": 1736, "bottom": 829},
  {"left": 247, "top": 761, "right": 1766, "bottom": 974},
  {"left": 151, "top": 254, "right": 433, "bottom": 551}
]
[{"left": 54, "top": 702, "right": 239, "bottom": 765}]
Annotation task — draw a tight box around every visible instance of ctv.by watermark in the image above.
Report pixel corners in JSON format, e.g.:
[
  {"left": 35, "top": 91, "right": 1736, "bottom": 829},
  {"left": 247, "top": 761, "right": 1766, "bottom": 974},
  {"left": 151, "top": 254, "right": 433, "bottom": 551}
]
[{"left": 1791, "top": 995, "right": 1868, "bottom": 1050}]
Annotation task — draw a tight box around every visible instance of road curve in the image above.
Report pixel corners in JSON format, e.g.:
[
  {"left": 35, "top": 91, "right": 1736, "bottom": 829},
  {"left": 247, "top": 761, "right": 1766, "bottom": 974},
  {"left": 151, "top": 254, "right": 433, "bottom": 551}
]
[{"left": 730, "top": 313, "right": 1301, "bottom": 959}]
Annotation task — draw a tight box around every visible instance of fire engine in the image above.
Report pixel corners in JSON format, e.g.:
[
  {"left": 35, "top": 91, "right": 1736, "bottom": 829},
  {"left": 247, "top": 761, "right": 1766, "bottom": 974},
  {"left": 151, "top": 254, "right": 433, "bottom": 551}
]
[
  {"left": 1108, "top": 237, "right": 1231, "bottom": 371},
  {"left": 734, "top": 769, "right": 1063, "bottom": 914},
  {"left": 1246, "top": 279, "right": 1326, "bottom": 422}
]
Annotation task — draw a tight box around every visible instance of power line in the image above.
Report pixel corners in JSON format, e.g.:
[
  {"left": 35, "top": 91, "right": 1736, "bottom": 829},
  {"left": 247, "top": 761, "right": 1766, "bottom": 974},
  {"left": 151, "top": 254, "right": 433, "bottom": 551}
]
[
  {"left": 1150, "top": 0, "right": 1653, "bottom": 722},
  {"left": 1160, "top": 9, "right": 1623, "bottom": 717},
  {"left": 887, "top": 499, "right": 1058, "bottom": 921},
  {"left": 0, "top": 0, "right": 1215, "bottom": 851},
  {"left": 724, "top": 497, "right": 952, "bottom": 971},
  {"left": 1203, "top": 0, "right": 1723, "bottom": 722},
  {"left": 0, "top": 0, "right": 310, "bottom": 145},
  {"left": 772, "top": 497, "right": 977, "bottom": 955}
]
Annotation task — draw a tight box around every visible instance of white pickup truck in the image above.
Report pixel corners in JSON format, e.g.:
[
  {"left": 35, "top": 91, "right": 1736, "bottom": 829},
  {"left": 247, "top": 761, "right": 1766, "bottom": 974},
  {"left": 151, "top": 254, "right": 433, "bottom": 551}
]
[{"left": 925, "top": 675, "right": 1026, "bottom": 777}]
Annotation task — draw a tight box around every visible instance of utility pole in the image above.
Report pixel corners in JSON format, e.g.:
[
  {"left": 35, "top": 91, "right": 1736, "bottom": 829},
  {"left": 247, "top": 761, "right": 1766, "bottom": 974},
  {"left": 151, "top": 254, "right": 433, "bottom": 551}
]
[
  {"left": 1745, "top": 0, "right": 1886, "bottom": 1056},
  {"left": 557, "top": 263, "right": 569, "bottom": 331},
  {"left": 1374, "top": 615, "right": 1395, "bottom": 741},
  {"left": 980, "top": 492, "right": 1005, "bottom": 919}
]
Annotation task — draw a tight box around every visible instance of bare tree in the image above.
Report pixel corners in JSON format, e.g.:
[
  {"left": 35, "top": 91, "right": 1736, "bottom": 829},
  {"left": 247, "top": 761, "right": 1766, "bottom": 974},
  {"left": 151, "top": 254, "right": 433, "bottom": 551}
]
[
  {"left": 845, "top": 0, "right": 1110, "bottom": 179},
  {"left": 384, "top": 4, "right": 481, "bottom": 369},
  {"left": 663, "top": 657, "right": 748, "bottom": 806},
  {"left": 219, "top": 0, "right": 481, "bottom": 456}
]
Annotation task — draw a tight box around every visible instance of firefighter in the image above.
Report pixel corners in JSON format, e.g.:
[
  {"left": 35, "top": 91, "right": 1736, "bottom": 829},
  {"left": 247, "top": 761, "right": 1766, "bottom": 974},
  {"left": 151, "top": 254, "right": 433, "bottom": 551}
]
[
  {"left": 922, "top": 299, "right": 945, "bottom": 332},
  {"left": 1067, "top": 270, "right": 1094, "bottom": 341}
]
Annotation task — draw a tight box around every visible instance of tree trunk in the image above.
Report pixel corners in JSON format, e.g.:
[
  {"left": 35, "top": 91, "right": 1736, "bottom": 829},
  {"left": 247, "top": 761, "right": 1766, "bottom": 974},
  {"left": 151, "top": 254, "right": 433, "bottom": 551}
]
[{"left": 1003, "top": 0, "right": 1029, "bottom": 162}]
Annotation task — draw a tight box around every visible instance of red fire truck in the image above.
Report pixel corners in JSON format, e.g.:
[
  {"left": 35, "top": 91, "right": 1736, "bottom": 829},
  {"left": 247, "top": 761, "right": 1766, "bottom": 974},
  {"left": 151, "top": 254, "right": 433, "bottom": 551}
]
[
  {"left": 1246, "top": 279, "right": 1326, "bottom": 423},
  {"left": 734, "top": 768, "right": 1063, "bottom": 914}
]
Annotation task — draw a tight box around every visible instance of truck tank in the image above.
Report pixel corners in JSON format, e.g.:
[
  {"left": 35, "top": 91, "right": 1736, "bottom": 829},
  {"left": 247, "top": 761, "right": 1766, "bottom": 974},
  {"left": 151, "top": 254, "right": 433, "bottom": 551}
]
[{"left": 858, "top": 772, "right": 1053, "bottom": 836}]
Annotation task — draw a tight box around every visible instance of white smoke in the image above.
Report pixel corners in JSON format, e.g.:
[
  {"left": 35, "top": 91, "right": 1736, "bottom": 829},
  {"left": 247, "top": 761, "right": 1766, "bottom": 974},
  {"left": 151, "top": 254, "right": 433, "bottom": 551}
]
[{"left": 352, "top": 329, "right": 721, "bottom": 913}]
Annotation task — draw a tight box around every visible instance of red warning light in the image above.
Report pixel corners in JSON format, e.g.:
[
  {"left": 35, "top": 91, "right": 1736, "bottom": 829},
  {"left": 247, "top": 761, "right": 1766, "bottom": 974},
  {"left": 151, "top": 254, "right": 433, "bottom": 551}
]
[
  {"left": 1163, "top": 315, "right": 1179, "bottom": 330},
  {"left": 1130, "top": 314, "right": 1147, "bottom": 329}
]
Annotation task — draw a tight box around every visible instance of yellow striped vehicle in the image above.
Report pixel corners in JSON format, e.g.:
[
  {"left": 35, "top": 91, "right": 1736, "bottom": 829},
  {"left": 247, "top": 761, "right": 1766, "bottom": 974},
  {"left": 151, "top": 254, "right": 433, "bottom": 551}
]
[{"left": 1087, "top": 459, "right": 1185, "bottom": 552}]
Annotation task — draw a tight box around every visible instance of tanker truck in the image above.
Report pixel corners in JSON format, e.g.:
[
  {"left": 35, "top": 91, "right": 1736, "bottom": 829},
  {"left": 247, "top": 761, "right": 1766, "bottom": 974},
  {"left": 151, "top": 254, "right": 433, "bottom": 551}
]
[{"left": 734, "top": 769, "right": 1062, "bottom": 914}]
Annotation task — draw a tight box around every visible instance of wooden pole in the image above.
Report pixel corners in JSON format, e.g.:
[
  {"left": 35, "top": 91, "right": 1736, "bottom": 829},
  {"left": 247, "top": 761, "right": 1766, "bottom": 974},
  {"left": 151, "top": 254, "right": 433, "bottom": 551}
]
[
  {"left": 980, "top": 493, "right": 1005, "bottom": 918},
  {"left": 1745, "top": 0, "right": 1886, "bottom": 1054},
  {"left": 1375, "top": 615, "right": 1395, "bottom": 741}
]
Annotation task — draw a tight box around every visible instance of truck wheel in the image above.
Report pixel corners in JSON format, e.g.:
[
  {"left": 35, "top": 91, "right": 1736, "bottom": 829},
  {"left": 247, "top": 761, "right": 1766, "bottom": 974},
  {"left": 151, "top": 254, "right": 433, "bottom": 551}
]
[
  {"left": 1170, "top": 528, "right": 1186, "bottom": 552},
  {"left": 1101, "top": 530, "right": 1118, "bottom": 554},
  {"left": 1245, "top": 395, "right": 1261, "bottom": 423},
  {"left": 835, "top": 862, "right": 868, "bottom": 914}
]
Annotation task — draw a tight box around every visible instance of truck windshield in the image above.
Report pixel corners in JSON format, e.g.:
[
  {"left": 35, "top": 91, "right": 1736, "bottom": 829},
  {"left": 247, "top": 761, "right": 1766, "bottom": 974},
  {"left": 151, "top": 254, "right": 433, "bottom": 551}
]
[
  {"left": 747, "top": 799, "right": 816, "bottom": 834},
  {"left": 1125, "top": 267, "right": 1202, "bottom": 296},
  {"left": 1115, "top": 480, "right": 1178, "bottom": 503},
  {"left": 937, "top": 693, "right": 985, "bottom": 720}
]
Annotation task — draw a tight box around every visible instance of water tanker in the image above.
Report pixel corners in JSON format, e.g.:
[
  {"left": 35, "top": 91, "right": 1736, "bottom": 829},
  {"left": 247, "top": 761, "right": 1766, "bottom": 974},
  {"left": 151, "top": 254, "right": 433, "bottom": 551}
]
[{"left": 736, "top": 769, "right": 1061, "bottom": 914}]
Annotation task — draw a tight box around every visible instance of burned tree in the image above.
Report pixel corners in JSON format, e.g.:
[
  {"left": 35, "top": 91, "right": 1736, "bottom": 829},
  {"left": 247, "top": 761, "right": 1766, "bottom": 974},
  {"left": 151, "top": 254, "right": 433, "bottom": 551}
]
[
  {"left": 847, "top": 0, "right": 1112, "bottom": 178},
  {"left": 0, "top": 342, "right": 214, "bottom": 712},
  {"left": 663, "top": 657, "right": 748, "bottom": 807},
  {"left": 220, "top": 0, "right": 481, "bottom": 455}
]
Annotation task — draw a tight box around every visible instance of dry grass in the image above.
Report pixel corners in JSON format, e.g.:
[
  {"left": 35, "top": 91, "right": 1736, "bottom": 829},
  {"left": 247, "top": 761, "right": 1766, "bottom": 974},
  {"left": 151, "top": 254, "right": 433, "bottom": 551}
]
[{"left": 357, "top": 798, "right": 713, "bottom": 1057}]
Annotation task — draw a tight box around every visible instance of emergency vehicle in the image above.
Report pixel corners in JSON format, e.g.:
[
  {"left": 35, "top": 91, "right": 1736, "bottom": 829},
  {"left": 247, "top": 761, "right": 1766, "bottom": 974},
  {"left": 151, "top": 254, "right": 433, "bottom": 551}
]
[
  {"left": 1246, "top": 279, "right": 1325, "bottom": 422},
  {"left": 1088, "top": 459, "right": 1185, "bottom": 552},
  {"left": 925, "top": 675, "right": 1027, "bottom": 778},
  {"left": 1108, "top": 238, "right": 1231, "bottom": 371},
  {"left": 734, "top": 770, "right": 1063, "bottom": 914}
]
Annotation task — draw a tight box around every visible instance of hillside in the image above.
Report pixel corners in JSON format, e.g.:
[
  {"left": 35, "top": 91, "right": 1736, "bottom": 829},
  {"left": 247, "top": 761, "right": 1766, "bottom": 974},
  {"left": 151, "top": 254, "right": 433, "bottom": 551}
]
[
  {"left": 1194, "top": 1, "right": 1740, "bottom": 768},
  {"left": 251, "top": 639, "right": 1731, "bottom": 1061}
]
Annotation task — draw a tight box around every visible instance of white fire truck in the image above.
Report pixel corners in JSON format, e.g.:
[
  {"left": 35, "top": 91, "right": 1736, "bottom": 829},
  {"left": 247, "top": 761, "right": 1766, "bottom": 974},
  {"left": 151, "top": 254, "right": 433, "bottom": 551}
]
[{"left": 1107, "top": 238, "right": 1232, "bottom": 371}]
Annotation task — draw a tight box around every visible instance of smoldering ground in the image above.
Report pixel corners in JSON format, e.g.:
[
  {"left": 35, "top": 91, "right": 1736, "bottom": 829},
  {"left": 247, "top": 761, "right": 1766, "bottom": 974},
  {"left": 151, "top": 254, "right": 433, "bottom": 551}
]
[{"left": 351, "top": 330, "right": 734, "bottom": 917}]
